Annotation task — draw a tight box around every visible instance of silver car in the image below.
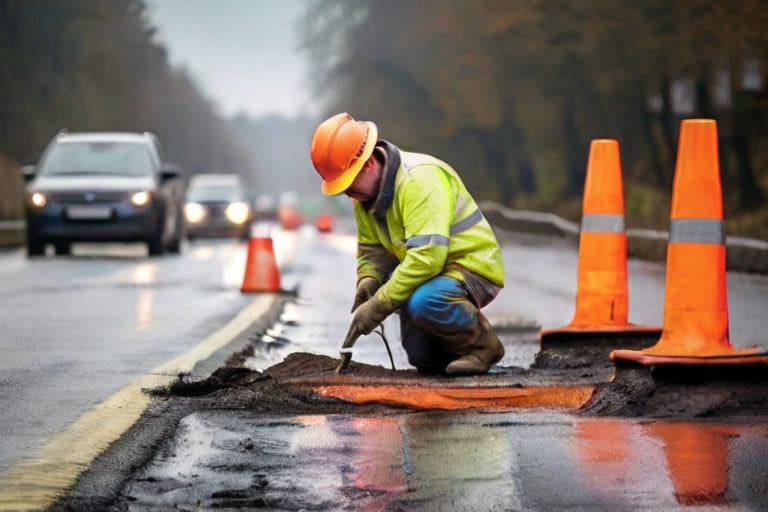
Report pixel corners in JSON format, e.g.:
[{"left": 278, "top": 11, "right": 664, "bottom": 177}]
[
  {"left": 184, "top": 173, "right": 253, "bottom": 241},
  {"left": 22, "top": 131, "right": 186, "bottom": 257}
]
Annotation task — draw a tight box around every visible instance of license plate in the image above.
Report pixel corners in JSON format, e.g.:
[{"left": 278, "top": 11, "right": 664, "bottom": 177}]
[{"left": 67, "top": 205, "right": 112, "bottom": 220}]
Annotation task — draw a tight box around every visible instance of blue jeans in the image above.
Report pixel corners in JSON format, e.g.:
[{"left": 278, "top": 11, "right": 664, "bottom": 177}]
[{"left": 400, "top": 276, "right": 481, "bottom": 373}]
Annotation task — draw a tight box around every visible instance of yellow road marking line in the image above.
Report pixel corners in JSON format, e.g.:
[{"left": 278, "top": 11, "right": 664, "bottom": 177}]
[{"left": 0, "top": 294, "right": 277, "bottom": 511}]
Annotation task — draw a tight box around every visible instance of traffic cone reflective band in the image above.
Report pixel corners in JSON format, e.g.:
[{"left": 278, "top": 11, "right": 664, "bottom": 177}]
[
  {"left": 541, "top": 139, "right": 660, "bottom": 344},
  {"left": 240, "top": 236, "right": 281, "bottom": 292},
  {"left": 611, "top": 119, "right": 768, "bottom": 365}
]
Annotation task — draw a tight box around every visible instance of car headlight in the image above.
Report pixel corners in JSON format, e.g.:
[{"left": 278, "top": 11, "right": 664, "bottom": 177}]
[
  {"left": 29, "top": 192, "right": 47, "bottom": 208},
  {"left": 184, "top": 202, "right": 206, "bottom": 223},
  {"left": 130, "top": 191, "right": 151, "bottom": 207},
  {"left": 225, "top": 202, "right": 250, "bottom": 224}
]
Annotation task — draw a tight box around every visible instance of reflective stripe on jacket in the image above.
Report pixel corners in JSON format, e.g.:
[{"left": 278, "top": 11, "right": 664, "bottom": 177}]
[{"left": 354, "top": 150, "right": 504, "bottom": 307}]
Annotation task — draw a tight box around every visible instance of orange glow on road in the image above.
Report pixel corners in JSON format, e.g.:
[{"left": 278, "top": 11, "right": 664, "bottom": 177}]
[
  {"left": 644, "top": 422, "right": 735, "bottom": 505},
  {"left": 313, "top": 384, "right": 595, "bottom": 410}
]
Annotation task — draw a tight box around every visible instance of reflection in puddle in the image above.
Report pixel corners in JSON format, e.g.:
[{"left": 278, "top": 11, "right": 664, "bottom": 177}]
[
  {"left": 397, "top": 413, "right": 520, "bottom": 511},
  {"left": 131, "top": 263, "right": 156, "bottom": 285},
  {"left": 220, "top": 251, "right": 246, "bottom": 288},
  {"left": 135, "top": 289, "right": 154, "bottom": 329},
  {"left": 125, "top": 411, "right": 768, "bottom": 511},
  {"left": 133, "top": 264, "right": 155, "bottom": 328},
  {"left": 574, "top": 418, "right": 768, "bottom": 508},
  {"left": 643, "top": 422, "right": 735, "bottom": 505}
]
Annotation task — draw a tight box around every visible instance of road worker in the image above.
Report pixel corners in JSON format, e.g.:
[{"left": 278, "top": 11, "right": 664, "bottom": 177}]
[{"left": 309, "top": 112, "right": 505, "bottom": 375}]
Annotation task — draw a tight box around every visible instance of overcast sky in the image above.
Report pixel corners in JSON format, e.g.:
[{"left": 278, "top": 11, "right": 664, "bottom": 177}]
[{"left": 144, "top": 0, "right": 314, "bottom": 119}]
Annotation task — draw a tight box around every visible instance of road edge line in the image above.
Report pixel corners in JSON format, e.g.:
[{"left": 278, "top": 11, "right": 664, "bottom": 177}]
[{"left": 0, "top": 293, "right": 277, "bottom": 511}]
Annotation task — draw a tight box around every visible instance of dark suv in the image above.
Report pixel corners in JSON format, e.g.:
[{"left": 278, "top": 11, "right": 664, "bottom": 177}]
[{"left": 22, "top": 131, "right": 185, "bottom": 257}]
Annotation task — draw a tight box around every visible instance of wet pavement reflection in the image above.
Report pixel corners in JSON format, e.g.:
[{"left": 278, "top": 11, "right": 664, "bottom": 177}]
[
  {"left": 124, "top": 410, "right": 768, "bottom": 511},
  {"left": 108, "top": 228, "right": 768, "bottom": 510}
]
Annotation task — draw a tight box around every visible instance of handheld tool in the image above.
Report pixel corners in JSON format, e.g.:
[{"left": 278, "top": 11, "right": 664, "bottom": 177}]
[
  {"left": 334, "top": 327, "right": 358, "bottom": 374},
  {"left": 334, "top": 325, "right": 396, "bottom": 374}
]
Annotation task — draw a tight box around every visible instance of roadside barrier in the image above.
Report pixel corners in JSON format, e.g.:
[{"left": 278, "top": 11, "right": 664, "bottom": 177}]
[
  {"left": 611, "top": 119, "right": 768, "bottom": 365},
  {"left": 478, "top": 204, "right": 768, "bottom": 274},
  {"left": 240, "top": 236, "right": 281, "bottom": 292},
  {"left": 540, "top": 139, "right": 660, "bottom": 345}
]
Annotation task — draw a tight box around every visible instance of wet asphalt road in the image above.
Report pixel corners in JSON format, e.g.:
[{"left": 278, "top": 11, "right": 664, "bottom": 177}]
[
  {"left": 118, "top": 411, "right": 768, "bottom": 511},
  {"left": 2, "top": 218, "right": 768, "bottom": 510},
  {"left": 0, "top": 239, "right": 257, "bottom": 473},
  {"left": 112, "top": 223, "right": 768, "bottom": 511}
]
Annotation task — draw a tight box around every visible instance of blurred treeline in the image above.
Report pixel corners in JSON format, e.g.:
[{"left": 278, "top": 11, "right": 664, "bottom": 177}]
[
  {"left": 301, "top": 0, "right": 768, "bottom": 238},
  {"left": 0, "top": 0, "right": 254, "bottom": 218}
]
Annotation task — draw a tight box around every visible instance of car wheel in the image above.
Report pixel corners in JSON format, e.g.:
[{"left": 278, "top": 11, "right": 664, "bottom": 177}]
[
  {"left": 167, "top": 219, "right": 182, "bottom": 254},
  {"left": 26, "top": 223, "right": 45, "bottom": 257},
  {"left": 54, "top": 242, "right": 71, "bottom": 256},
  {"left": 147, "top": 219, "right": 165, "bottom": 257},
  {"left": 147, "top": 236, "right": 164, "bottom": 256},
  {"left": 26, "top": 236, "right": 45, "bottom": 257},
  {"left": 167, "top": 239, "right": 180, "bottom": 254}
]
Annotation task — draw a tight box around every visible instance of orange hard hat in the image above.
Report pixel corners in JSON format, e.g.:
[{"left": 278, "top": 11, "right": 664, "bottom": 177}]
[{"left": 310, "top": 112, "right": 378, "bottom": 196}]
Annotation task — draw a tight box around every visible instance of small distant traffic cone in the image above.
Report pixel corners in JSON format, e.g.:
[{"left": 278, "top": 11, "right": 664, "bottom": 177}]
[
  {"left": 611, "top": 119, "right": 768, "bottom": 365},
  {"left": 315, "top": 213, "right": 334, "bottom": 233},
  {"left": 240, "top": 236, "right": 281, "bottom": 292},
  {"left": 278, "top": 205, "right": 304, "bottom": 230},
  {"left": 541, "top": 139, "right": 661, "bottom": 346}
]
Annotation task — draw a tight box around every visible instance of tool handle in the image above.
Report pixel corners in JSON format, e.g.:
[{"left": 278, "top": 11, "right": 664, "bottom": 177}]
[
  {"left": 340, "top": 326, "right": 360, "bottom": 349},
  {"left": 335, "top": 350, "right": 352, "bottom": 374}
]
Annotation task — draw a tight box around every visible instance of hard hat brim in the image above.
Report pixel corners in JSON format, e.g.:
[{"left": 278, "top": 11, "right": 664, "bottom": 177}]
[{"left": 321, "top": 122, "right": 378, "bottom": 196}]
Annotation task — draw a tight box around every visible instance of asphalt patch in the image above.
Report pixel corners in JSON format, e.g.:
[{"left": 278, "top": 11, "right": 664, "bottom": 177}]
[
  {"left": 152, "top": 343, "right": 768, "bottom": 419},
  {"left": 581, "top": 360, "right": 768, "bottom": 418},
  {"left": 51, "top": 345, "right": 768, "bottom": 511}
]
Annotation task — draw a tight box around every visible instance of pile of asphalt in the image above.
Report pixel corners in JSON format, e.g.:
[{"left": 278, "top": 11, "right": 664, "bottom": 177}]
[
  {"left": 582, "top": 362, "right": 768, "bottom": 418},
  {"left": 49, "top": 346, "right": 768, "bottom": 512},
  {"left": 154, "top": 342, "right": 768, "bottom": 419}
]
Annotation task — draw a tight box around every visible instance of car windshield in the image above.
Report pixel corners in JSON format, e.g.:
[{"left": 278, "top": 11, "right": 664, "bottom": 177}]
[
  {"left": 187, "top": 184, "right": 244, "bottom": 202},
  {"left": 40, "top": 141, "right": 155, "bottom": 177}
]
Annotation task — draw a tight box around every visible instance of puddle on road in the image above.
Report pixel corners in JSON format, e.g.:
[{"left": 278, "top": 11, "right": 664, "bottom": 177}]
[{"left": 122, "top": 410, "right": 768, "bottom": 511}]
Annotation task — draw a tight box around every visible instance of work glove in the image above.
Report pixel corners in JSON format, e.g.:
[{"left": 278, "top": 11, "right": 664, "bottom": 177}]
[
  {"left": 344, "top": 295, "right": 394, "bottom": 344},
  {"left": 351, "top": 276, "right": 380, "bottom": 312}
]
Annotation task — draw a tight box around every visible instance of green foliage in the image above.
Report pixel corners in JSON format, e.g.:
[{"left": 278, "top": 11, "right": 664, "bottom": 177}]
[
  {"left": 0, "top": 0, "right": 254, "bottom": 188},
  {"left": 299, "top": 0, "right": 768, "bottom": 237},
  {"left": 625, "top": 182, "right": 671, "bottom": 231}
]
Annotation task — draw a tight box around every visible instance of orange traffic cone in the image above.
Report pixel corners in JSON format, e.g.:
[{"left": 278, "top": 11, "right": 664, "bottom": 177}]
[
  {"left": 240, "top": 236, "right": 281, "bottom": 292},
  {"left": 611, "top": 119, "right": 768, "bottom": 365},
  {"left": 541, "top": 139, "right": 661, "bottom": 345}
]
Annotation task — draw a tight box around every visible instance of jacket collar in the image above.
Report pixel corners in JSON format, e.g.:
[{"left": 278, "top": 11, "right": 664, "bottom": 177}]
[{"left": 362, "top": 140, "right": 400, "bottom": 224}]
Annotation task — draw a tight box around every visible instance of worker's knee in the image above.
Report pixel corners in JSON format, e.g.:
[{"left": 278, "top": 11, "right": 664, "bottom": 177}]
[{"left": 406, "top": 276, "right": 476, "bottom": 331}]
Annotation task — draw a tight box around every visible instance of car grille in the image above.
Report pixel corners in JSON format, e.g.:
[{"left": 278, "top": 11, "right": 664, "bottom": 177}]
[
  {"left": 202, "top": 202, "right": 227, "bottom": 218},
  {"left": 50, "top": 192, "right": 126, "bottom": 204}
]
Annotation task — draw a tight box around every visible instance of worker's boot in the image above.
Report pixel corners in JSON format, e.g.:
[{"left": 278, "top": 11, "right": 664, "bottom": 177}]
[{"left": 445, "top": 313, "right": 504, "bottom": 375}]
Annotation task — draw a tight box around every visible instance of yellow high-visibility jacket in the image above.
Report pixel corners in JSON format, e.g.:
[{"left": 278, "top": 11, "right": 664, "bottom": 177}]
[{"left": 354, "top": 143, "right": 505, "bottom": 309}]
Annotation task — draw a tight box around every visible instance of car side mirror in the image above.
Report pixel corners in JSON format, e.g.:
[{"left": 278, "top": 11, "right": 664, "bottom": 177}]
[
  {"left": 21, "top": 165, "right": 36, "bottom": 182},
  {"left": 159, "top": 163, "right": 181, "bottom": 181}
]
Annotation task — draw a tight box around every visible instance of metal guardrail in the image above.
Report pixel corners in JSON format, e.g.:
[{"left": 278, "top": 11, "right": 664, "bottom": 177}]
[
  {"left": 0, "top": 220, "right": 24, "bottom": 247},
  {"left": 479, "top": 201, "right": 768, "bottom": 275}
]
